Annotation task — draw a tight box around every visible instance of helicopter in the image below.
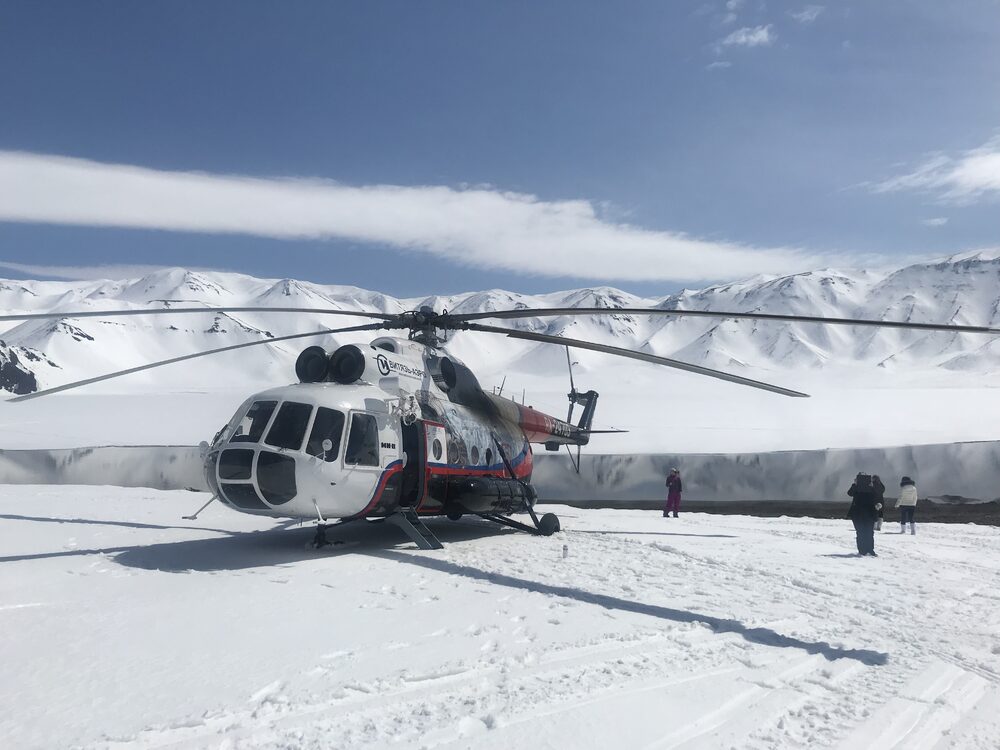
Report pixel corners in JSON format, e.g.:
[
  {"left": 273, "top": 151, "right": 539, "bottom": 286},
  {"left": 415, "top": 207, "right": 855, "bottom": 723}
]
[{"left": 4, "top": 302, "right": 999, "bottom": 550}]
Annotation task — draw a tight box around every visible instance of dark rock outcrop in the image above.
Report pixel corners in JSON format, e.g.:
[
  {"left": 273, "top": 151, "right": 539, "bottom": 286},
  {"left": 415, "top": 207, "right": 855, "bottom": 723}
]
[{"left": 0, "top": 343, "right": 39, "bottom": 395}]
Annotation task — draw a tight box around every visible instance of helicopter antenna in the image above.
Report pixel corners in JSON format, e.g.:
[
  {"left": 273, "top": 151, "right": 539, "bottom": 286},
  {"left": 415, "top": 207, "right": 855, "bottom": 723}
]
[{"left": 564, "top": 443, "right": 582, "bottom": 474}]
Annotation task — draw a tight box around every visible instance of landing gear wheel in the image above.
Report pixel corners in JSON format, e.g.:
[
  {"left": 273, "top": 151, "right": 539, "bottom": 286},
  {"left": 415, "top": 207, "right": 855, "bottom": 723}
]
[
  {"left": 310, "top": 524, "right": 329, "bottom": 549},
  {"left": 537, "top": 513, "right": 561, "bottom": 536},
  {"left": 446, "top": 505, "right": 464, "bottom": 522}
]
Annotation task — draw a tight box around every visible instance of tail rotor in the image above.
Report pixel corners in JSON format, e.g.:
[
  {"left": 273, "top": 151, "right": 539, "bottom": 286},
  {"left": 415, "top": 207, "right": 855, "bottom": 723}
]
[{"left": 565, "top": 346, "right": 579, "bottom": 423}]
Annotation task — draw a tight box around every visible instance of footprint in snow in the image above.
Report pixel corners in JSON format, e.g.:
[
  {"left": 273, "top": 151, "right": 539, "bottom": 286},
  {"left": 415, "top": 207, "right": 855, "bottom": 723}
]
[{"left": 320, "top": 650, "right": 352, "bottom": 660}]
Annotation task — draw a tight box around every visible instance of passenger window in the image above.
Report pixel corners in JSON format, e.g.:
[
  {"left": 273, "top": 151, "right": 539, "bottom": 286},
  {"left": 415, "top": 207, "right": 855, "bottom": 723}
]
[
  {"left": 447, "top": 439, "right": 459, "bottom": 465},
  {"left": 265, "top": 402, "right": 313, "bottom": 450},
  {"left": 306, "top": 408, "right": 345, "bottom": 462},
  {"left": 345, "top": 413, "right": 380, "bottom": 466},
  {"left": 231, "top": 401, "right": 277, "bottom": 443}
]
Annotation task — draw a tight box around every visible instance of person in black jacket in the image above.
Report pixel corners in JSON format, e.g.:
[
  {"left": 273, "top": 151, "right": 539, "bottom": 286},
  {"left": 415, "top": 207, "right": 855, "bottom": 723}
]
[{"left": 847, "top": 473, "right": 879, "bottom": 556}]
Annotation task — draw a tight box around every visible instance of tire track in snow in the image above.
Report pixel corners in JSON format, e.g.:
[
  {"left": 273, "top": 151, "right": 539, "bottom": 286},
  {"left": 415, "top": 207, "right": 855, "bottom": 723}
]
[
  {"left": 560, "top": 524, "right": 1000, "bottom": 749},
  {"left": 86, "top": 622, "right": 761, "bottom": 750},
  {"left": 834, "top": 659, "right": 993, "bottom": 750},
  {"left": 640, "top": 654, "right": 845, "bottom": 750}
]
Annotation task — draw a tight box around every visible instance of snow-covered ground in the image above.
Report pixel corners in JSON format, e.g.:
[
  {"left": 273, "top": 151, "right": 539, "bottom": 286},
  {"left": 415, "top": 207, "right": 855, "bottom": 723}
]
[{"left": 2, "top": 486, "right": 999, "bottom": 749}]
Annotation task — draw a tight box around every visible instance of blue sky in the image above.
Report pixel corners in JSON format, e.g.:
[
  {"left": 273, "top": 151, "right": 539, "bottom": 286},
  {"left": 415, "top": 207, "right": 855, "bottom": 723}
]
[{"left": 1, "top": 1, "right": 998, "bottom": 297}]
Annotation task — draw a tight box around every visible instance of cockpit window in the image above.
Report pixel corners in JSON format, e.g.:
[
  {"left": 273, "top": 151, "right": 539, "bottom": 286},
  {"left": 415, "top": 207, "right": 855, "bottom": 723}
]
[
  {"left": 306, "top": 407, "right": 345, "bottom": 462},
  {"left": 264, "top": 401, "right": 313, "bottom": 450},
  {"left": 345, "top": 412, "right": 380, "bottom": 466},
  {"left": 231, "top": 400, "right": 277, "bottom": 443}
]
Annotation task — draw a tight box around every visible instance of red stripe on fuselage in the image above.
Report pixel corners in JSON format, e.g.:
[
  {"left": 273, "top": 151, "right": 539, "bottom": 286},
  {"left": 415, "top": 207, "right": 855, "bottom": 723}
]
[{"left": 346, "top": 460, "right": 403, "bottom": 520}]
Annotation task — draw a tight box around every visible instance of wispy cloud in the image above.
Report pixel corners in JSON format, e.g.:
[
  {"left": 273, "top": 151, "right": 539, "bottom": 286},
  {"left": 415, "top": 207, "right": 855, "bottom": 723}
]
[
  {"left": 0, "top": 150, "right": 840, "bottom": 283},
  {"left": 706, "top": 60, "right": 732, "bottom": 71},
  {"left": 920, "top": 217, "right": 948, "bottom": 227},
  {"left": 722, "top": 0, "right": 743, "bottom": 24},
  {"left": 871, "top": 136, "right": 1000, "bottom": 203},
  {"left": 790, "top": 5, "right": 824, "bottom": 24},
  {"left": 0, "top": 260, "right": 221, "bottom": 281},
  {"left": 720, "top": 24, "right": 775, "bottom": 48}
]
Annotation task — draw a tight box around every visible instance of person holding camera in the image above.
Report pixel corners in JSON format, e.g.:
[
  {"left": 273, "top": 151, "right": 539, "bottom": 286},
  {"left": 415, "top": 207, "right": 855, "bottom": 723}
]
[{"left": 847, "top": 472, "right": 880, "bottom": 556}]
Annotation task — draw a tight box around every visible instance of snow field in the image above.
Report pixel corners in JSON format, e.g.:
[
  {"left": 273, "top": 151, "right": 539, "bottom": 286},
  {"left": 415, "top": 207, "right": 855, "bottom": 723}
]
[{"left": 1, "top": 486, "right": 999, "bottom": 749}]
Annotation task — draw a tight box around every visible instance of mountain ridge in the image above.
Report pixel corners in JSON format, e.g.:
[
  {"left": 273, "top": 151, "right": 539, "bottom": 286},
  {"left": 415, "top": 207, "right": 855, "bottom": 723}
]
[{"left": 2, "top": 254, "right": 1000, "bottom": 395}]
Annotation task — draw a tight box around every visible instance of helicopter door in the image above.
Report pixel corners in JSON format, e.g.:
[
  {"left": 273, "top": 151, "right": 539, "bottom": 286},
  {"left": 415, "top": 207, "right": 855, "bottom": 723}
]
[{"left": 399, "top": 420, "right": 424, "bottom": 507}]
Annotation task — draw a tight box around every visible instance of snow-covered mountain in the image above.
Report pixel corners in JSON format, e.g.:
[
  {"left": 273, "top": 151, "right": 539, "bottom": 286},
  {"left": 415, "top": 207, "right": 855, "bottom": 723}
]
[{"left": 3, "top": 254, "right": 1000, "bottom": 396}]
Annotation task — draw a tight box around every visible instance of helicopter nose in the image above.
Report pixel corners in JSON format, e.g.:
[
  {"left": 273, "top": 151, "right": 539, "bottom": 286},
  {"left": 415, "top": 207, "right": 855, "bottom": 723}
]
[{"left": 213, "top": 447, "right": 298, "bottom": 510}]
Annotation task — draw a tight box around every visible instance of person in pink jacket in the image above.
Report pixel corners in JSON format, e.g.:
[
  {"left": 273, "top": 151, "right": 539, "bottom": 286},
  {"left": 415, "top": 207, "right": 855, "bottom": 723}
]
[{"left": 664, "top": 468, "right": 683, "bottom": 518}]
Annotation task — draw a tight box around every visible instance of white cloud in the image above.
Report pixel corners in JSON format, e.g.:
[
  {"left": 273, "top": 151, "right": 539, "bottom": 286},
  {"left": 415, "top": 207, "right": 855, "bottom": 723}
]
[
  {"left": 706, "top": 60, "right": 733, "bottom": 71},
  {"left": 722, "top": 0, "right": 743, "bottom": 24},
  {"left": 921, "top": 218, "right": 949, "bottom": 227},
  {"left": 0, "top": 150, "right": 839, "bottom": 283},
  {"left": 790, "top": 5, "right": 824, "bottom": 24},
  {"left": 720, "top": 24, "right": 775, "bottom": 48},
  {"left": 872, "top": 136, "right": 1000, "bottom": 203},
  {"left": 0, "top": 260, "right": 221, "bottom": 281}
]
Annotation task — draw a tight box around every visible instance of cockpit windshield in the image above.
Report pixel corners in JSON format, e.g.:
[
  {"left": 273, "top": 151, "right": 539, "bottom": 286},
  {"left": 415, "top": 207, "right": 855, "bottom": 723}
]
[
  {"left": 265, "top": 402, "right": 313, "bottom": 451},
  {"left": 305, "top": 407, "right": 346, "bottom": 462},
  {"left": 230, "top": 400, "right": 277, "bottom": 443}
]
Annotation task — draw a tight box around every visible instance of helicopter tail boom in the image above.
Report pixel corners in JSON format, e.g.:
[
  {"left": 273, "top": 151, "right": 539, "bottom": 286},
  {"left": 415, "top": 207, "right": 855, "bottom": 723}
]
[{"left": 482, "top": 391, "right": 594, "bottom": 448}]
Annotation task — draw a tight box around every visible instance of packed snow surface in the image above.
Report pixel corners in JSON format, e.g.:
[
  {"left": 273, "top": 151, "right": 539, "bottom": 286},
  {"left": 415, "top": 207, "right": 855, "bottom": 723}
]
[{"left": 2, "top": 486, "right": 999, "bottom": 749}]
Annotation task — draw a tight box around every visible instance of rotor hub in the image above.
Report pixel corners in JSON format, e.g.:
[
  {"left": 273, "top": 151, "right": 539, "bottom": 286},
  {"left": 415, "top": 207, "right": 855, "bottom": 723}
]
[{"left": 399, "top": 306, "right": 452, "bottom": 346}]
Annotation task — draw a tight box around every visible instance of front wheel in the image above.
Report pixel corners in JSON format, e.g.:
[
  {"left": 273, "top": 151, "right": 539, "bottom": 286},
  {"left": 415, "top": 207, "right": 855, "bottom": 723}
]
[{"left": 537, "top": 513, "right": 561, "bottom": 536}]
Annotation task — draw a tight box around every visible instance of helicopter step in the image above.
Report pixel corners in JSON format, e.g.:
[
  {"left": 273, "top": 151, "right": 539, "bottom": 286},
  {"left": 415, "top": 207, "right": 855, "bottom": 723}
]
[{"left": 387, "top": 507, "right": 444, "bottom": 550}]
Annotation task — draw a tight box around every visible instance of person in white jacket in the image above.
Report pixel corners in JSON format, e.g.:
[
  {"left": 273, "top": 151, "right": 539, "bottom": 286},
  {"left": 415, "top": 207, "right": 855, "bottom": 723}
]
[{"left": 896, "top": 476, "right": 918, "bottom": 535}]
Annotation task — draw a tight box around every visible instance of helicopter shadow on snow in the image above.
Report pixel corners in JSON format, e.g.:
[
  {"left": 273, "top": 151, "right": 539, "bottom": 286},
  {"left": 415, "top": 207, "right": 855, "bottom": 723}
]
[
  {"left": 371, "top": 550, "right": 889, "bottom": 666},
  {"left": 110, "top": 518, "right": 515, "bottom": 573}
]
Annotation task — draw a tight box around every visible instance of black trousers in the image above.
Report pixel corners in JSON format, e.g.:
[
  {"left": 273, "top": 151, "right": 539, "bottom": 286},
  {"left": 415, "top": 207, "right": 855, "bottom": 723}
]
[
  {"left": 852, "top": 517, "right": 875, "bottom": 554},
  {"left": 900, "top": 506, "right": 916, "bottom": 524}
]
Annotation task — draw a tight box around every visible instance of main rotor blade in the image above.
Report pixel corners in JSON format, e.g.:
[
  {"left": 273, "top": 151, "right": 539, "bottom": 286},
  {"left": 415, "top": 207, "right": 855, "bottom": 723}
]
[
  {"left": 7, "top": 322, "right": 385, "bottom": 402},
  {"left": 0, "top": 306, "right": 397, "bottom": 323},
  {"left": 447, "top": 307, "right": 1000, "bottom": 335},
  {"left": 462, "top": 323, "right": 810, "bottom": 398}
]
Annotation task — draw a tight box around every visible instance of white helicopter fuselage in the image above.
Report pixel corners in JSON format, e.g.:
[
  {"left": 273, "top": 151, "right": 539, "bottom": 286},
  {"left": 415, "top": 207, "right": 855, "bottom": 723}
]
[{"left": 202, "top": 337, "right": 569, "bottom": 523}]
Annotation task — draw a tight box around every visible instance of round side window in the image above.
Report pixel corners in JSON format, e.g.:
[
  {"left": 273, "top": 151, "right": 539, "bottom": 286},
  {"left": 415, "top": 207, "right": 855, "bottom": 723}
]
[
  {"left": 470, "top": 446, "right": 480, "bottom": 465},
  {"left": 485, "top": 448, "right": 493, "bottom": 466},
  {"left": 432, "top": 438, "right": 443, "bottom": 461},
  {"left": 447, "top": 440, "right": 459, "bottom": 465}
]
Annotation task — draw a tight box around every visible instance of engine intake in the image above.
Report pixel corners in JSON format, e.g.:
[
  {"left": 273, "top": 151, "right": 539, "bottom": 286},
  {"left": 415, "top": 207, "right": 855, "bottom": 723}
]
[
  {"left": 295, "top": 346, "right": 330, "bottom": 383},
  {"left": 328, "top": 345, "right": 367, "bottom": 384},
  {"left": 436, "top": 357, "right": 487, "bottom": 408}
]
